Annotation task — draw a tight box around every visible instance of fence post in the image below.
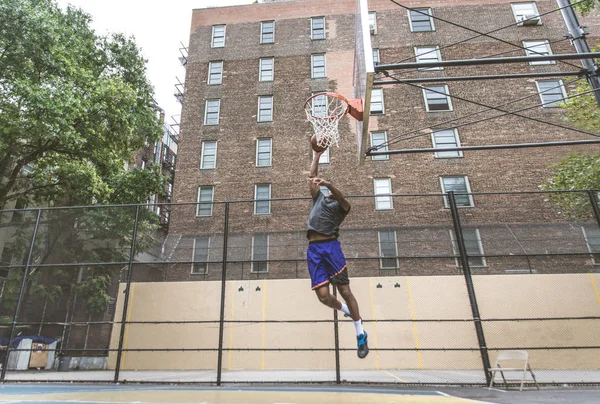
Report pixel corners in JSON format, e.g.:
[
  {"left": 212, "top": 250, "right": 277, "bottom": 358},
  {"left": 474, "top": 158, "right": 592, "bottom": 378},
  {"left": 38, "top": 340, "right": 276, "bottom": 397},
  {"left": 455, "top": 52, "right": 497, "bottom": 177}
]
[
  {"left": 333, "top": 286, "right": 341, "bottom": 384},
  {"left": 113, "top": 205, "right": 141, "bottom": 383},
  {"left": 447, "top": 192, "right": 492, "bottom": 385},
  {"left": 0, "top": 208, "right": 42, "bottom": 381},
  {"left": 587, "top": 190, "right": 600, "bottom": 228},
  {"left": 217, "top": 202, "right": 230, "bottom": 386}
]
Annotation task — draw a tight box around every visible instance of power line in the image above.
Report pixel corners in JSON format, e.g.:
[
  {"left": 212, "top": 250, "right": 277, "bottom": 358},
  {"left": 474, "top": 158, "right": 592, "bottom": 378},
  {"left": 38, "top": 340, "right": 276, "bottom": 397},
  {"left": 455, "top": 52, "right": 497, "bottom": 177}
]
[{"left": 389, "top": 0, "right": 583, "bottom": 71}]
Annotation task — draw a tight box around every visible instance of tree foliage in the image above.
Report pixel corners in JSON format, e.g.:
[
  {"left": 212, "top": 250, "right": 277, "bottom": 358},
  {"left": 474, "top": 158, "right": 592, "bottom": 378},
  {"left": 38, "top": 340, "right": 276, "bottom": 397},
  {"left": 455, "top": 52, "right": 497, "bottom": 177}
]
[{"left": 0, "top": 0, "right": 167, "bottom": 314}]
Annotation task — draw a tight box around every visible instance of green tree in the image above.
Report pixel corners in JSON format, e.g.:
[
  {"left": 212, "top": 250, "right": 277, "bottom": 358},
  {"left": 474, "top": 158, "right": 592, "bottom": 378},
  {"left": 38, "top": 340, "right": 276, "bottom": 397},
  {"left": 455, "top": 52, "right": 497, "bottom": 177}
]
[{"left": 0, "top": 0, "right": 167, "bottom": 313}]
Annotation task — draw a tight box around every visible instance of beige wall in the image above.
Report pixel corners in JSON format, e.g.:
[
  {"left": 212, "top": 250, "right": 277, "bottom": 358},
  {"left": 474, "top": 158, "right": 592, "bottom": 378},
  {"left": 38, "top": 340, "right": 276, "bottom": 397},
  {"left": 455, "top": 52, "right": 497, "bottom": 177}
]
[{"left": 109, "top": 274, "right": 600, "bottom": 370}]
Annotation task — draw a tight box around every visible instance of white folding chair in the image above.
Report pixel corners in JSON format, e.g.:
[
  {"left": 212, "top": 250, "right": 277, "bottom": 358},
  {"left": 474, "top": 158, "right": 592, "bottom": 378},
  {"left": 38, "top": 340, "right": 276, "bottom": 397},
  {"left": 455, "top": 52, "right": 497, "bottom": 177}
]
[{"left": 488, "top": 350, "right": 539, "bottom": 391}]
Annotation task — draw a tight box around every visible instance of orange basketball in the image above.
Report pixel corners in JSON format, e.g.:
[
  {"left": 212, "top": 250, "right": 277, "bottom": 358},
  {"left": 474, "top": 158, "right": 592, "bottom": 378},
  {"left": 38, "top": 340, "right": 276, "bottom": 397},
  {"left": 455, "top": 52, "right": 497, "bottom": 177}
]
[{"left": 311, "top": 135, "right": 326, "bottom": 153}]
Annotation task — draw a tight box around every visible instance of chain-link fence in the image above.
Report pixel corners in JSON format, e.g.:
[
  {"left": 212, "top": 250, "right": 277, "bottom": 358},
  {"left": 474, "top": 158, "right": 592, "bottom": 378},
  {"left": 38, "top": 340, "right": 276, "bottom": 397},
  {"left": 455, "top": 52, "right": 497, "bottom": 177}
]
[{"left": 0, "top": 190, "right": 599, "bottom": 386}]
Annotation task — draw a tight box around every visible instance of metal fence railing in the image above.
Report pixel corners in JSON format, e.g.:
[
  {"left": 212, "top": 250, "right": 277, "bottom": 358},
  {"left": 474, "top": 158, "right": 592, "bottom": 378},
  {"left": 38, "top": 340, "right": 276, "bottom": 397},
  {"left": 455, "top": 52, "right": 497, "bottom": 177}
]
[{"left": 0, "top": 190, "right": 599, "bottom": 386}]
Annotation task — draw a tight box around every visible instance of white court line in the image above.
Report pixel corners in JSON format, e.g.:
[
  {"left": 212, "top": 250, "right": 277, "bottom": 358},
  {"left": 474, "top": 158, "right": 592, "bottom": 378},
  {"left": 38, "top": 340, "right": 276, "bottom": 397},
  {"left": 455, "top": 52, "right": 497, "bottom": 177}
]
[{"left": 436, "top": 391, "right": 498, "bottom": 404}]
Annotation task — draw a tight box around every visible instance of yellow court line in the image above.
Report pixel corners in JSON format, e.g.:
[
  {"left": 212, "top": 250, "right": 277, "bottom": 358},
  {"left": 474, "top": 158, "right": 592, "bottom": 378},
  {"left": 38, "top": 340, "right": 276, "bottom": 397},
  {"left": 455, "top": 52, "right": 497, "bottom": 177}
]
[
  {"left": 405, "top": 276, "right": 423, "bottom": 369},
  {"left": 121, "top": 283, "right": 136, "bottom": 368},
  {"left": 228, "top": 281, "right": 236, "bottom": 370},
  {"left": 590, "top": 274, "right": 600, "bottom": 305},
  {"left": 380, "top": 369, "right": 409, "bottom": 383},
  {"left": 368, "top": 278, "right": 380, "bottom": 370},
  {"left": 261, "top": 279, "right": 267, "bottom": 370}
]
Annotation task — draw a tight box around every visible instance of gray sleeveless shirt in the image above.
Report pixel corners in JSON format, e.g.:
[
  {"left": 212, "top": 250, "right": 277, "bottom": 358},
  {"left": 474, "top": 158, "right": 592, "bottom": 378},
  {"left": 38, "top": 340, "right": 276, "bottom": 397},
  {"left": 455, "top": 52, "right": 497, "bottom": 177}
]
[{"left": 307, "top": 191, "right": 349, "bottom": 237}]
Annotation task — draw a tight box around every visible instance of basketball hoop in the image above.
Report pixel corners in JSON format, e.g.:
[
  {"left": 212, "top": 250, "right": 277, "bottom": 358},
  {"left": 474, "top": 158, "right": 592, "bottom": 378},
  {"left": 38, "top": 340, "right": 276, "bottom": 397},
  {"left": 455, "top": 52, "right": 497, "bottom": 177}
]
[{"left": 304, "top": 92, "right": 363, "bottom": 149}]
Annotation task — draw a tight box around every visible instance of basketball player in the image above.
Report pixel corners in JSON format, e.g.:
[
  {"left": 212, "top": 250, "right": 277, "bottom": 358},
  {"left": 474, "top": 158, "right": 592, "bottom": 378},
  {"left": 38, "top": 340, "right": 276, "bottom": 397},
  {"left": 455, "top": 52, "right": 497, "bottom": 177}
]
[{"left": 307, "top": 148, "right": 369, "bottom": 359}]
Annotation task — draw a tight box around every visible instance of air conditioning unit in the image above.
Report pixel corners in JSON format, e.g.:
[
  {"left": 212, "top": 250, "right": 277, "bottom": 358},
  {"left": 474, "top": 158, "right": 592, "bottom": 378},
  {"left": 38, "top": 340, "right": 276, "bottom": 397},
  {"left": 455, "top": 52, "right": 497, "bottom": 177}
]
[{"left": 518, "top": 14, "right": 540, "bottom": 26}]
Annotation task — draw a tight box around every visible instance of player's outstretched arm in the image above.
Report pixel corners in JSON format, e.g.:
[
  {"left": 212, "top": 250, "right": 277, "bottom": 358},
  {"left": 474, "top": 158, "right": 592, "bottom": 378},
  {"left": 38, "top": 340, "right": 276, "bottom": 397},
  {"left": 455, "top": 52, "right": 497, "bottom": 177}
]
[{"left": 309, "top": 151, "right": 323, "bottom": 198}]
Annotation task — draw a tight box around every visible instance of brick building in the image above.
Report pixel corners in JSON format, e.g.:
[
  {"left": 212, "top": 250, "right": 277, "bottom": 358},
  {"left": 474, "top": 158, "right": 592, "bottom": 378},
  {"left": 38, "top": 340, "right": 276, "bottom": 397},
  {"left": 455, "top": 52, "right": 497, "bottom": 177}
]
[{"left": 167, "top": 0, "right": 600, "bottom": 280}]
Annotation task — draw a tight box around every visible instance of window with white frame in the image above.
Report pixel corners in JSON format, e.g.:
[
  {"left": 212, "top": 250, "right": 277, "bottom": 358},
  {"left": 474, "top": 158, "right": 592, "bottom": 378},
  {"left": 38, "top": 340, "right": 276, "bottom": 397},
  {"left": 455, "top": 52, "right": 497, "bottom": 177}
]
[
  {"left": 415, "top": 46, "right": 442, "bottom": 70},
  {"left": 378, "top": 230, "right": 399, "bottom": 269},
  {"left": 423, "top": 85, "right": 452, "bottom": 111},
  {"left": 252, "top": 234, "right": 269, "bottom": 273},
  {"left": 374, "top": 178, "right": 393, "bottom": 210},
  {"left": 311, "top": 16, "right": 325, "bottom": 40},
  {"left": 204, "top": 99, "right": 220, "bottom": 125},
  {"left": 370, "top": 88, "right": 384, "bottom": 114},
  {"left": 432, "top": 129, "right": 462, "bottom": 158},
  {"left": 311, "top": 93, "right": 327, "bottom": 117},
  {"left": 450, "top": 228, "right": 486, "bottom": 268},
  {"left": 523, "top": 40, "right": 553, "bottom": 64},
  {"left": 208, "top": 61, "right": 223, "bottom": 84},
  {"left": 409, "top": 8, "right": 434, "bottom": 32},
  {"left": 582, "top": 226, "right": 600, "bottom": 264},
  {"left": 191, "top": 236, "right": 210, "bottom": 274},
  {"left": 201, "top": 141, "right": 217, "bottom": 169},
  {"left": 440, "top": 176, "right": 473, "bottom": 208},
  {"left": 373, "top": 48, "right": 380, "bottom": 65},
  {"left": 311, "top": 54, "right": 326, "bottom": 78},
  {"left": 141, "top": 159, "right": 146, "bottom": 170},
  {"left": 313, "top": 148, "right": 330, "bottom": 164},
  {"left": 259, "top": 57, "right": 274, "bottom": 81},
  {"left": 256, "top": 138, "right": 272, "bottom": 167},
  {"left": 370, "top": 131, "right": 389, "bottom": 161},
  {"left": 368, "top": 11, "right": 377, "bottom": 34},
  {"left": 260, "top": 21, "right": 275, "bottom": 44},
  {"left": 211, "top": 25, "right": 226, "bottom": 47},
  {"left": 511, "top": 2, "right": 541, "bottom": 25},
  {"left": 254, "top": 184, "right": 271, "bottom": 215},
  {"left": 258, "top": 96, "right": 273, "bottom": 122},
  {"left": 196, "top": 186, "right": 214, "bottom": 216},
  {"left": 536, "top": 80, "right": 566, "bottom": 107}
]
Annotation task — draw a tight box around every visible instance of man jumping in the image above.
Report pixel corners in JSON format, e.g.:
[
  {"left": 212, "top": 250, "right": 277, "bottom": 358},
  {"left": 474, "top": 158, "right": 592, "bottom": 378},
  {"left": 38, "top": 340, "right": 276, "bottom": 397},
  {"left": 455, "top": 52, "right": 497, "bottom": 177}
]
[{"left": 306, "top": 149, "right": 369, "bottom": 359}]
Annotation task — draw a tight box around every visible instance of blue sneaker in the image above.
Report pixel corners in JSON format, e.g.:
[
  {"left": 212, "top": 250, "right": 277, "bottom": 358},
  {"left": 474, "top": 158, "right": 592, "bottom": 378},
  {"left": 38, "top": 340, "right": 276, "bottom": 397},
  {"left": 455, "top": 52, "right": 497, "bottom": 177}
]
[{"left": 357, "top": 331, "right": 369, "bottom": 359}]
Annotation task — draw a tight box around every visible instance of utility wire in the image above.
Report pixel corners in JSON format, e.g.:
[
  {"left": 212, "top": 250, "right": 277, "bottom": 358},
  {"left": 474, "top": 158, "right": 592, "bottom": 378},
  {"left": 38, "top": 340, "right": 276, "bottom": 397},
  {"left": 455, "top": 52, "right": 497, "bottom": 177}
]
[
  {"left": 389, "top": 0, "right": 584, "bottom": 71},
  {"left": 375, "top": 76, "right": 584, "bottom": 148}
]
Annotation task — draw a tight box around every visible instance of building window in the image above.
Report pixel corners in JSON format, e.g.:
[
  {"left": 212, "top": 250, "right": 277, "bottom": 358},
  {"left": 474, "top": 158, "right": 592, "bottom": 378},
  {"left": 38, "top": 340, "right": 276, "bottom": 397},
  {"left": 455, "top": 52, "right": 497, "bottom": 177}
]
[
  {"left": 141, "top": 159, "right": 147, "bottom": 170},
  {"left": 254, "top": 184, "right": 271, "bottom": 215},
  {"left": 409, "top": 8, "right": 434, "bottom": 32},
  {"left": 368, "top": 11, "right": 377, "bottom": 35},
  {"left": 313, "top": 148, "right": 330, "bottom": 164},
  {"left": 257, "top": 96, "right": 274, "bottom": 122},
  {"left": 311, "top": 93, "right": 327, "bottom": 117},
  {"left": 511, "top": 2, "right": 541, "bottom": 25},
  {"left": 311, "top": 16, "right": 326, "bottom": 40},
  {"left": 201, "top": 141, "right": 217, "bottom": 169},
  {"left": 536, "top": 80, "right": 566, "bottom": 108},
  {"left": 196, "top": 186, "right": 214, "bottom": 217},
  {"left": 450, "top": 228, "right": 486, "bottom": 268},
  {"left": 423, "top": 85, "right": 452, "bottom": 112},
  {"left": 204, "top": 99, "right": 221, "bottom": 125},
  {"left": 259, "top": 57, "right": 274, "bottom": 81},
  {"left": 211, "top": 25, "right": 226, "bottom": 48},
  {"left": 440, "top": 176, "right": 473, "bottom": 208},
  {"left": 260, "top": 21, "right": 275, "bottom": 44},
  {"left": 370, "top": 131, "right": 389, "bottom": 161},
  {"left": 373, "top": 48, "right": 380, "bottom": 65},
  {"left": 432, "top": 129, "right": 462, "bottom": 158},
  {"left": 415, "top": 46, "right": 442, "bottom": 70},
  {"left": 374, "top": 178, "right": 393, "bottom": 210},
  {"left": 378, "top": 230, "right": 399, "bottom": 269},
  {"left": 191, "top": 237, "right": 210, "bottom": 274},
  {"left": 256, "top": 138, "right": 272, "bottom": 167},
  {"left": 208, "top": 61, "right": 223, "bottom": 84},
  {"left": 252, "top": 234, "right": 269, "bottom": 273},
  {"left": 311, "top": 54, "right": 326, "bottom": 78},
  {"left": 582, "top": 226, "right": 600, "bottom": 265},
  {"left": 370, "top": 88, "right": 384, "bottom": 114},
  {"left": 523, "top": 40, "right": 553, "bottom": 64}
]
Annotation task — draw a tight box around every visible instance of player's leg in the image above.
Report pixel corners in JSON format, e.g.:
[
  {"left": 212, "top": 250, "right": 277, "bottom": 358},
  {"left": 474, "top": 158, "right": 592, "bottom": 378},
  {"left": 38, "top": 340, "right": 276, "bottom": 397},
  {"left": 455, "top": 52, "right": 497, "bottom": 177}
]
[
  {"left": 314, "top": 283, "right": 341, "bottom": 310},
  {"left": 336, "top": 283, "right": 360, "bottom": 321}
]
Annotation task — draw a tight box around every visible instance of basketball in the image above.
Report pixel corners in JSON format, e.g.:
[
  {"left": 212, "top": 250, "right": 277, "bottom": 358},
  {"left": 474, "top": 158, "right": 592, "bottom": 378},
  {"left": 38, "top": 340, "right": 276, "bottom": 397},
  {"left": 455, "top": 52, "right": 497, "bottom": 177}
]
[{"left": 311, "top": 134, "right": 327, "bottom": 153}]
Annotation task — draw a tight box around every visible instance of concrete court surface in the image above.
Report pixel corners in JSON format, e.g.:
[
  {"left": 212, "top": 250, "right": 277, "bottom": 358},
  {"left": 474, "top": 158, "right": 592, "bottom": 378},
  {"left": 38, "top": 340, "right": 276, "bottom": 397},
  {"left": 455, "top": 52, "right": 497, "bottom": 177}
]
[{"left": 1, "top": 385, "right": 600, "bottom": 404}]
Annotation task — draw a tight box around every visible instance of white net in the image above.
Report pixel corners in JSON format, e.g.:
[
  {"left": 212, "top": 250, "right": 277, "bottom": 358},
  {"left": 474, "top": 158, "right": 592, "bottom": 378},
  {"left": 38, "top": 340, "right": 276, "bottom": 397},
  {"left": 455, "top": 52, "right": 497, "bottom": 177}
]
[{"left": 304, "top": 94, "right": 348, "bottom": 149}]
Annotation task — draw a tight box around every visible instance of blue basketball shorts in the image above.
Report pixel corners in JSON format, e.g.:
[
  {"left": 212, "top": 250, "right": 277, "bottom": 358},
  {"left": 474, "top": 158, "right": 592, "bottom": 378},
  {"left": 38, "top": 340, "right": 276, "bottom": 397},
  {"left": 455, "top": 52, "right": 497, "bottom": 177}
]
[{"left": 307, "top": 239, "right": 349, "bottom": 290}]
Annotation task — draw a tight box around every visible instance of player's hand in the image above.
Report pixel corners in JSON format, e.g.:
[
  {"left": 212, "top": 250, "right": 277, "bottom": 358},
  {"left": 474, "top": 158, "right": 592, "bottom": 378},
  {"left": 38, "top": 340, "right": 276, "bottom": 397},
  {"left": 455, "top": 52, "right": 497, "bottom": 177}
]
[{"left": 312, "top": 177, "right": 331, "bottom": 188}]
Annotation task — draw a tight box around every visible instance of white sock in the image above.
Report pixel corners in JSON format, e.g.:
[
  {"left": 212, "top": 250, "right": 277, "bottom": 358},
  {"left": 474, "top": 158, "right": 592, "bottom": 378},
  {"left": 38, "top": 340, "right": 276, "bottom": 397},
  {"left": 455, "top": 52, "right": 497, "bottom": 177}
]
[
  {"left": 339, "top": 303, "right": 351, "bottom": 316},
  {"left": 354, "top": 319, "right": 364, "bottom": 337}
]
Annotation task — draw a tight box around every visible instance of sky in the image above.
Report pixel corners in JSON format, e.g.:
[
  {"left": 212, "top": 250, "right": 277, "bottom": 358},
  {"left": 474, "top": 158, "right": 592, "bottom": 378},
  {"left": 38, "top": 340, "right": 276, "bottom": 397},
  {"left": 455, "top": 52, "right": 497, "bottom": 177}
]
[{"left": 56, "top": 0, "right": 257, "bottom": 125}]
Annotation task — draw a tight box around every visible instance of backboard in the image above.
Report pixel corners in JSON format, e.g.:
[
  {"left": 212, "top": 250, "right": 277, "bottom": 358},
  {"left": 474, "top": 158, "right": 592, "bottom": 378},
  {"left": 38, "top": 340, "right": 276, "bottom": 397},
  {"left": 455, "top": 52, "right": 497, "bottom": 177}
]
[{"left": 354, "top": 0, "right": 375, "bottom": 164}]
